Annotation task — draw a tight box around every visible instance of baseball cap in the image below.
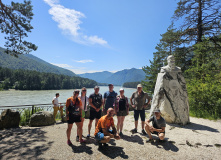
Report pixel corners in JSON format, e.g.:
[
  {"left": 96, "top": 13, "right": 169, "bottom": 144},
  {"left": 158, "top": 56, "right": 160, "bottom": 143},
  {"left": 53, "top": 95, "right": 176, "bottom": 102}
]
[
  {"left": 94, "top": 86, "right": 99, "bottom": 89},
  {"left": 137, "top": 84, "right": 143, "bottom": 88},
  {"left": 153, "top": 109, "right": 161, "bottom": 113},
  {"left": 119, "top": 88, "right": 124, "bottom": 91}
]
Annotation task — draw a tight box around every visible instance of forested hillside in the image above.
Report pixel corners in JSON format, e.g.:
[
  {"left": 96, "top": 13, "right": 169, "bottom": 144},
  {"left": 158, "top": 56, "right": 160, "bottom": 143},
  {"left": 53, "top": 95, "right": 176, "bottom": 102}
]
[
  {"left": 0, "top": 47, "right": 76, "bottom": 77},
  {"left": 0, "top": 67, "right": 97, "bottom": 90}
]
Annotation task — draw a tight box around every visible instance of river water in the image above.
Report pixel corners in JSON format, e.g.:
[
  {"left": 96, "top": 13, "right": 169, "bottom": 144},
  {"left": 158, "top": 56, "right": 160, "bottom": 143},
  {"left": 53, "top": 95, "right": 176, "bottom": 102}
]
[{"left": 0, "top": 86, "right": 136, "bottom": 107}]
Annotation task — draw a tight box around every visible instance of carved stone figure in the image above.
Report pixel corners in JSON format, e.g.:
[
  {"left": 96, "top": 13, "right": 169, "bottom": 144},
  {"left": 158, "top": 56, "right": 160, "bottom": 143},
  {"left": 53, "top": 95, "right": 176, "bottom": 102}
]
[{"left": 149, "top": 55, "right": 190, "bottom": 125}]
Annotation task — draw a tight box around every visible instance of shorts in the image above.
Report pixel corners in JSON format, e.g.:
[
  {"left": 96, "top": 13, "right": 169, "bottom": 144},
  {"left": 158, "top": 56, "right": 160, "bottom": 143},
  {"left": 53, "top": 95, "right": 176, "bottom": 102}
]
[
  {"left": 151, "top": 131, "right": 166, "bottom": 135},
  {"left": 95, "top": 130, "right": 114, "bottom": 141},
  {"left": 67, "top": 115, "right": 81, "bottom": 124},
  {"left": 89, "top": 109, "right": 101, "bottom": 120},
  {"left": 117, "top": 110, "right": 127, "bottom": 116},
  {"left": 134, "top": 110, "right": 145, "bottom": 121}
]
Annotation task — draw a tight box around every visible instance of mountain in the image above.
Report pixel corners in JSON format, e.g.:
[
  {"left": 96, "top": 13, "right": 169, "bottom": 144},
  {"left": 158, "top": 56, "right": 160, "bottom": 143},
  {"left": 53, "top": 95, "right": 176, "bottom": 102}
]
[
  {"left": 0, "top": 47, "right": 76, "bottom": 77},
  {"left": 78, "top": 68, "right": 146, "bottom": 85}
]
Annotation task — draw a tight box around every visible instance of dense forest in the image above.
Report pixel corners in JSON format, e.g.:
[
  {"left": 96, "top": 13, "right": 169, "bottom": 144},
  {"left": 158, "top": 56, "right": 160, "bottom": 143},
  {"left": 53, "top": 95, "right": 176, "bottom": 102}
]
[
  {"left": 0, "top": 67, "right": 97, "bottom": 90},
  {"left": 142, "top": 0, "right": 221, "bottom": 119},
  {"left": 123, "top": 82, "right": 141, "bottom": 88}
]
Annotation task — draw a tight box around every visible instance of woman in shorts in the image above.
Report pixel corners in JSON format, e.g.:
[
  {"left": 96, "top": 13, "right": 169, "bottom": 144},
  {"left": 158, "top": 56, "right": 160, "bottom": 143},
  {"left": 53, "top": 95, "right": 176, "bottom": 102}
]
[
  {"left": 66, "top": 89, "right": 85, "bottom": 145},
  {"left": 114, "top": 88, "right": 129, "bottom": 136},
  {"left": 76, "top": 87, "right": 89, "bottom": 141}
]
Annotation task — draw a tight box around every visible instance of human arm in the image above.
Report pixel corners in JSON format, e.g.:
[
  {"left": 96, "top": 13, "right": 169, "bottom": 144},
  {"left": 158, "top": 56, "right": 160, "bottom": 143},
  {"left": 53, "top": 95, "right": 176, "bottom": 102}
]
[
  {"left": 65, "top": 100, "right": 69, "bottom": 120},
  {"left": 152, "top": 127, "right": 165, "bottom": 133},
  {"left": 130, "top": 93, "right": 135, "bottom": 108}
]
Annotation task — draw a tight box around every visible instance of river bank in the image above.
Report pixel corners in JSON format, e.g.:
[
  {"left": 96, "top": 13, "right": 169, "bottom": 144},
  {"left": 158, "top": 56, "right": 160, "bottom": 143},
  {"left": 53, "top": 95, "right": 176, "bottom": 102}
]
[{"left": 0, "top": 113, "right": 221, "bottom": 160}]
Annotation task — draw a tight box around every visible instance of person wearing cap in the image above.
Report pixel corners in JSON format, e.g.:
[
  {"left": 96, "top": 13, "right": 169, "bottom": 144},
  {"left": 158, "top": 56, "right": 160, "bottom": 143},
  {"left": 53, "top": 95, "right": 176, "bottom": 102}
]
[
  {"left": 94, "top": 108, "right": 120, "bottom": 150},
  {"left": 52, "top": 93, "right": 63, "bottom": 122},
  {"left": 145, "top": 109, "right": 166, "bottom": 142},
  {"left": 66, "top": 90, "right": 86, "bottom": 145},
  {"left": 114, "top": 88, "right": 129, "bottom": 136},
  {"left": 130, "top": 84, "right": 151, "bottom": 134},
  {"left": 103, "top": 84, "right": 118, "bottom": 115},
  {"left": 87, "top": 86, "right": 103, "bottom": 138}
]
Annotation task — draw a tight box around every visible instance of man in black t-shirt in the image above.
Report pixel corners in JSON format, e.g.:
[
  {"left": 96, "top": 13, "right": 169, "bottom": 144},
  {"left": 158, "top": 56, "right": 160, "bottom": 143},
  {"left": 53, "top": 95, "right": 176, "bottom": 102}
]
[
  {"left": 87, "top": 86, "right": 103, "bottom": 138},
  {"left": 145, "top": 109, "right": 166, "bottom": 142}
]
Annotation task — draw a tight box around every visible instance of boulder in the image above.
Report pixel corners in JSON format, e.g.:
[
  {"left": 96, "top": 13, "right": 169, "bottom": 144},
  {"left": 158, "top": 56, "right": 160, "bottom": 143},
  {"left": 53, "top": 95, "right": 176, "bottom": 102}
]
[
  {"left": 61, "top": 116, "right": 67, "bottom": 123},
  {"left": 0, "top": 109, "right": 20, "bottom": 130},
  {"left": 29, "top": 111, "right": 54, "bottom": 127}
]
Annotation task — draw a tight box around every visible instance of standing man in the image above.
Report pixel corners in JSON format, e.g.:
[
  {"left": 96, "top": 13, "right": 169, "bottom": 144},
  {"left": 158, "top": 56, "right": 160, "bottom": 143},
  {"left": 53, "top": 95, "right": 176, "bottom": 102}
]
[
  {"left": 87, "top": 86, "right": 103, "bottom": 138},
  {"left": 52, "top": 93, "right": 63, "bottom": 122},
  {"left": 103, "top": 84, "right": 118, "bottom": 115},
  {"left": 145, "top": 109, "right": 166, "bottom": 142},
  {"left": 130, "top": 84, "right": 151, "bottom": 134}
]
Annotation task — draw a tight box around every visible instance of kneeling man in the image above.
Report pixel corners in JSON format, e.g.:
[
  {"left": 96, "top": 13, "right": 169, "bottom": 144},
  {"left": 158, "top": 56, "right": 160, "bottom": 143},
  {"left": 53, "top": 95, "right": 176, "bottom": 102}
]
[
  {"left": 94, "top": 108, "right": 120, "bottom": 149},
  {"left": 145, "top": 109, "right": 166, "bottom": 142}
]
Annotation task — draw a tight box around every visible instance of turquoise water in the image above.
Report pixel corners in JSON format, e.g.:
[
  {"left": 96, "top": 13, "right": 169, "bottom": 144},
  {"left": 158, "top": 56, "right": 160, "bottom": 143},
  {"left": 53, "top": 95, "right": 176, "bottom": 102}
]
[{"left": 0, "top": 86, "right": 136, "bottom": 106}]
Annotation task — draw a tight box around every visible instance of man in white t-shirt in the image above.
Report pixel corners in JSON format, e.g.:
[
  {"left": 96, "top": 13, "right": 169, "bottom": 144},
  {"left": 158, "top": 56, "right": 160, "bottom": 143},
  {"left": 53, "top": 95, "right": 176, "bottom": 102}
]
[{"left": 52, "top": 93, "right": 63, "bottom": 121}]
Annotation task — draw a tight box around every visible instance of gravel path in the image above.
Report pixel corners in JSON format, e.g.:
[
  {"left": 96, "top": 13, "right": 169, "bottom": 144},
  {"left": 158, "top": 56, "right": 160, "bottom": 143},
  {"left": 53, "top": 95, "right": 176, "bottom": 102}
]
[{"left": 1, "top": 112, "right": 221, "bottom": 160}]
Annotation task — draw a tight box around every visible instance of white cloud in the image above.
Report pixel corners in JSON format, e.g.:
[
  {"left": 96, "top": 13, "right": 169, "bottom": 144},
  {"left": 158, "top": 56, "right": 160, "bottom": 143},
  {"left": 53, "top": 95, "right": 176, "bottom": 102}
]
[
  {"left": 43, "top": 0, "right": 107, "bottom": 46},
  {"left": 51, "top": 63, "right": 73, "bottom": 68},
  {"left": 73, "top": 59, "right": 94, "bottom": 63}
]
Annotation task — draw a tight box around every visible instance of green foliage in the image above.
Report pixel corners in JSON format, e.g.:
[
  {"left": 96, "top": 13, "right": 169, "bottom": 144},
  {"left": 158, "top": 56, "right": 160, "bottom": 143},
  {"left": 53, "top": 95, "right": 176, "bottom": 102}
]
[
  {"left": 0, "top": 0, "right": 37, "bottom": 56},
  {"left": 123, "top": 81, "right": 140, "bottom": 88},
  {"left": 0, "top": 67, "right": 97, "bottom": 90}
]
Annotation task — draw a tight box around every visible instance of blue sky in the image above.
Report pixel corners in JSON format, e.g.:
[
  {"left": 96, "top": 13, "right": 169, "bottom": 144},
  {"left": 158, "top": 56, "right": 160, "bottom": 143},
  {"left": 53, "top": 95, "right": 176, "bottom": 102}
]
[{"left": 1, "top": 0, "right": 178, "bottom": 74}]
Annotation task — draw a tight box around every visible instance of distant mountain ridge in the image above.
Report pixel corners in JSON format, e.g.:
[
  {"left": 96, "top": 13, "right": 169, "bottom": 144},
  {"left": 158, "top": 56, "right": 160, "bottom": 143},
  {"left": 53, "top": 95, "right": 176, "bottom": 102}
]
[
  {"left": 78, "top": 68, "right": 145, "bottom": 85},
  {"left": 0, "top": 47, "right": 76, "bottom": 77}
]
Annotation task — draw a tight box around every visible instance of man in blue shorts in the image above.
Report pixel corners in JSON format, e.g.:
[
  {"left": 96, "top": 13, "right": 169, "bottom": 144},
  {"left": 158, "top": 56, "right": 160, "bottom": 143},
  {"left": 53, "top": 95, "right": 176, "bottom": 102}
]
[
  {"left": 87, "top": 86, "right": 103, "bottom": 138},
  {"left": 103, "top": 84, "right": 117, "bottom": 115},
  {"left": 94, "top": 108, "right": 120, "bottom": 149},
  {"left": 145, "top": 109, "right": 166, "bottom": 142}
]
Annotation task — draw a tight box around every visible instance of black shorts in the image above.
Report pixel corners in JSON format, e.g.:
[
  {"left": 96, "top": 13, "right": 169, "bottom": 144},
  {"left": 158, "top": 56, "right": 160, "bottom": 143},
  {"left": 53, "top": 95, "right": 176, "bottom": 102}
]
[
  {"left": 134, "top": 110, "right": 145, "bottom": 121},
  {"left": 151, "top": 131, "right": 166, "bottom": 135},
  {"left": 89, "top": 109, "right": 101, "bottom": 120},
  {"left": 67, "top": 115, "right": 81, "bottom": 124}
]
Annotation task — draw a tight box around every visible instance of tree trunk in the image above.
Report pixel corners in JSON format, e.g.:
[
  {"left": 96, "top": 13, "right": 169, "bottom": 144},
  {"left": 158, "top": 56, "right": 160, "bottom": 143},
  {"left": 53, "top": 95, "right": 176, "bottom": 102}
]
[{"left": 197, "top": 0, "right": 203, "bottom": 43}]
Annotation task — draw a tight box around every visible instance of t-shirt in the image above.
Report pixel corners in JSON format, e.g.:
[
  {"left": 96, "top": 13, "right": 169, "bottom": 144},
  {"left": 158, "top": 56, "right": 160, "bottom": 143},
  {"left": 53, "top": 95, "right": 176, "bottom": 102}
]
[
  {"left": 104, "top": 91, "right": 117, "bottom": 109},
  {"left": 94, "top": 115, "right": 115, "bottom": 136},
  {"left": 119, "top": 98, "right": 126, "bottom": 111},
  {"left": 131, "top": 91, "right": 151, "bottom": 110},
  {"left": 149, "top": 116, "right": 166, "bottom": 129},
  {"left": 89, "top": 93, "right": 102, "bottom": 110},
  {"left": 52, "top": 97, "right": 59, "bottom": 106},
  {"left": 79, "top": 95, "right": 89, "bottom": 111}
]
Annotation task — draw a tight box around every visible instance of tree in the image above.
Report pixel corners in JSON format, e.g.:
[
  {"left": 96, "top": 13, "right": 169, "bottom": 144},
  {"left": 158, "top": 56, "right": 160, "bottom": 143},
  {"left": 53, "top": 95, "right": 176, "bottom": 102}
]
[
  {"left": 173, "top": 0, "right": 221, "bottom": 44},
  {"left": 0, "top": 0, "right": 37, "bottom": 56}
]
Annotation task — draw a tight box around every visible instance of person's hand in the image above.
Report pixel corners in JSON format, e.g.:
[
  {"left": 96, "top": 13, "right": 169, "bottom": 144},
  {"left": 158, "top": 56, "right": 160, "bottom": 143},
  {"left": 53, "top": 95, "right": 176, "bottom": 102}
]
[
  {"left": 96, "top": 108, "right": 100, "bottom": 112},
  {"left": 114, "top": 134, "right": 120, "bottom": 140},
  {"left": 132, "top": 105, "right": 135, "bottom": 108},
  {"left": 66, "top": 115, "right": 69, "bottom": 120},
  {"left": 143, "top": 105, "right": 147, "bottom": 109}
]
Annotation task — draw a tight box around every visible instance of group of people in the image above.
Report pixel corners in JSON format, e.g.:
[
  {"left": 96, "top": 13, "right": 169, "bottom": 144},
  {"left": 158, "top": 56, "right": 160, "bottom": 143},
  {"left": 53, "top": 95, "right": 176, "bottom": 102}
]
[{"left": 52, "top": 84, "right": 166, "bottom": 149}]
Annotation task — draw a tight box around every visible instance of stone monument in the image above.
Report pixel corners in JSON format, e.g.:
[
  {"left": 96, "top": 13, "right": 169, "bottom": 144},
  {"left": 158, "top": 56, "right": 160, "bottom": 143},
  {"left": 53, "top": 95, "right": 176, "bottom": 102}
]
[{"left": 149, "top": 55, "right": 190, "bottom": 125}]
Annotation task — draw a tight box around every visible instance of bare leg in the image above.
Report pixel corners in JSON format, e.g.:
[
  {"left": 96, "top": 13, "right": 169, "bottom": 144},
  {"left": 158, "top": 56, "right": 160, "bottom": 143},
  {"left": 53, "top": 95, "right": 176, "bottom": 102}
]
[
  {"left": 117, "top": 116, "right": 121, "bottom": 133},
  {"left": 99, "top": 136, "right": 110, "bottom": 143},
  {"left": 120, "top": 116, "right": 125, "bottom": 132},
  {"left": 95, "top": 119, "right": 99, "bottom": 128},
  {"left": 88, "top": 120, "right": 93, "bottom": 135},
  {"left": 66, "top": 123, "right": 73, "bottom": 140},
  {"left": 76, "top": 122, "right": 82, "bottom": 140},
  {"left": 144, "top": 124, "right": 153, "bottom": 139},
  {"left": 141, "top": 121, "right": 145, "bottom": 130},
  {"left": 135, "top": 120, "right": 138, "bottom": 129}
]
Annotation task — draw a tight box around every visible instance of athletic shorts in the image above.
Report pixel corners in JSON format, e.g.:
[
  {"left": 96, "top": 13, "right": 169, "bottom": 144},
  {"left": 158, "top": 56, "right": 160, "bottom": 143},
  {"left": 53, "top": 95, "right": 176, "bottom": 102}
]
[
  {"left": 134, "top": 110, "right": 145, "bottom": 121},
  {"left": 67, "top": 115, "right": 81, "bottom": 124},
  {"left": 89, "top": 109, "right": 101, "bottom": 120},
  {"left": 151, "top": 131, "right": 166, "bottom": 135},
  {"left": 117, "top": 110, "right": 127, "bottom": 116},
  {"left": 95, "top": 130, "right": 114, "bottom": 141}
]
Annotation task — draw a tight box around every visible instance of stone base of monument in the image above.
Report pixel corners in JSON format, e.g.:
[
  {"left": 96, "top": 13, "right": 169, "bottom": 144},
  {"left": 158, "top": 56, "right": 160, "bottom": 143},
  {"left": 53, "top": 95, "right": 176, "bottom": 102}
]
[{"left": 150, "top": 72, "right": 190, "bottom": 125}]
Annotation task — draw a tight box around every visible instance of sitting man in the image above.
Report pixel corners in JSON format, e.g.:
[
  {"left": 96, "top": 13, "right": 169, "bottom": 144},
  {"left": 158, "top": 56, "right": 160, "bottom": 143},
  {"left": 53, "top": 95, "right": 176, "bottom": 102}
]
[
  {"left": 145, "top": 109, "right": 166, "bottom": 142},
  {"left": 94, "top": 108, "right": 120, "bottom": 149}
]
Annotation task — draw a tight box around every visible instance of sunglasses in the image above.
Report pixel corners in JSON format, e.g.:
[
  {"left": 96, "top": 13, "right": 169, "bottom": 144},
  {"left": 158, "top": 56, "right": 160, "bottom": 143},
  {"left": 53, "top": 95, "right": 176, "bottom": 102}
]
[
  {"left": 82, "top": 90, "right": 86, "bottom": 92},
  {"left": 74, "top": 91, "right": 79, "bottom": 94}
]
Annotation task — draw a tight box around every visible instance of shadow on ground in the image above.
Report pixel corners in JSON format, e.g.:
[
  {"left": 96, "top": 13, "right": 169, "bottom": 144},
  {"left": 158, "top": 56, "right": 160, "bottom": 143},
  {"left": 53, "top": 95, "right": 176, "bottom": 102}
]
[
  {"left": 98, "top": 145, "right": 129, "bottom": 159},
  {"left": 0, "top": 127, "right": 53, "bottom": 159},
  {"left": 150, "top": 139, "right": 179, "bottom": 152},
  {"left": 121, "top": 134, "right": 144, "bottom": 145},
  {"left": 71, "top": 144, "right": 93, "bottom": 154},
  {"left": 169, "top": 122, "right": 219, "bottom": 133}
]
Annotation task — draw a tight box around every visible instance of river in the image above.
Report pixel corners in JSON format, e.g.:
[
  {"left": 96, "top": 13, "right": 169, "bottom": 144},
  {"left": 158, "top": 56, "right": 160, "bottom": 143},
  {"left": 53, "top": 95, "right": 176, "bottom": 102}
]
[{"left": 0, "top": 86, "right": 136, "bottom": 106}]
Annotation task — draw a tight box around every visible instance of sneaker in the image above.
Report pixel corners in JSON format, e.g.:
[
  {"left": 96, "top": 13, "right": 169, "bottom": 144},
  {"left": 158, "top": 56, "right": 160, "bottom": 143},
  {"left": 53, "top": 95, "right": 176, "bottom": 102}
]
[
  {"left": 98, "top": 143, "right": 103, "bottom": 150},
  {"left": 142, "top": 129, "right": 147, "bottom": 135},
  {"left": 130, "top": 128, "right": 137, "bottom": 133},
  {"left": 67, "top": 140, "right": 72, "bottom": 146},
  {"left": 119, "top": 132, "right": 123, "bottom": 136},
  {"left": 80, "top": 139, "right": 86, "bottom": 143},
  {"left": 87, "top": 134, "right": 90, "bottom": 138},
  {"left": 146, "top": 138, "right": 154, "bottom": 143},
  {"left": 76, "top": 136, "right": 79, "bottom": 142},
  {"left": 103, "top": 143, "right": 109, "bottom": 147}
]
